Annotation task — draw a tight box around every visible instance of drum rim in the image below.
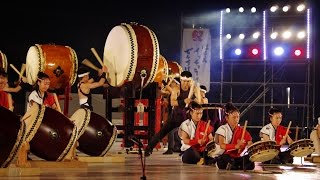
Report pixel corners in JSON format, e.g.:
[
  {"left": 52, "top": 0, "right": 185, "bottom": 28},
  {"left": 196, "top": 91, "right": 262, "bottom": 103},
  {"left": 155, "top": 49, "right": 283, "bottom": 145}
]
[
  {"left": 24, "top": 103, "right": 46, "bottom": 142},
  {"left": 57, "top": 125, "right": 78, "bottom": 161},
  {"left": 99, "top": 124, "right": 118, "bottom": 156},
  {"left": 248, "top": 140, "right": 277, "bottom": 148},
  {"left": 70, "top": 108, "right": 91, "bottom": 137},
  {"left": 0, "top": 51, "right": 8, "bottom": 72},
  {"left": 66, "top": 46, "right": 78, "bottom": 86}
]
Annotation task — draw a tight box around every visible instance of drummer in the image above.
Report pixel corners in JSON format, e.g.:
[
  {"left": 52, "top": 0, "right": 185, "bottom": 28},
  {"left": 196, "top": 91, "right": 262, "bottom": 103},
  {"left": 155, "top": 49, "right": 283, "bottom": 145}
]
[
  {"left": 198, "top": 85, "right": 208, "bottom": 104},
  {"left": 260, "top": 107, "right": 294, "bottom": 164},
  {"left": 0, "top": 69, "right": 12, "bottom": 110},
  {"left": 214, "top": 102, "right": 255, "bottom": 170},
  {"left": 27, "top": 72, "right": 59, "bottom": 112},
  {"left": 77, "top": 66, "right": 107, "bottom": 111},
  {"left": 178, "top": 101, "right": 215, "bottom": 165}
]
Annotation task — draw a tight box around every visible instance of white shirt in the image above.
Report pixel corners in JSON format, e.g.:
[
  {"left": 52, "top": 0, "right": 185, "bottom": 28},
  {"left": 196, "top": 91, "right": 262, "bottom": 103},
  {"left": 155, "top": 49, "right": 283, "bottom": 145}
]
[
  {"left": 27, "top": 90, "right": 43, "bottom": 111},
  {"left": 179, "top": 119, "right": 196, "bottom": 151},
  {"left": 260, "top": 123, "right": 276, "bottom": 141}
]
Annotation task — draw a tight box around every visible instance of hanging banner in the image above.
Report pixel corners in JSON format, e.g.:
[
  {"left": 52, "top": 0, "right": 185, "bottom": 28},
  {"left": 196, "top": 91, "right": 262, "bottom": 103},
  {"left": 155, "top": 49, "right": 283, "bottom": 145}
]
[{"left": 181, "top": 28, "right": 211, "bottom": 91}]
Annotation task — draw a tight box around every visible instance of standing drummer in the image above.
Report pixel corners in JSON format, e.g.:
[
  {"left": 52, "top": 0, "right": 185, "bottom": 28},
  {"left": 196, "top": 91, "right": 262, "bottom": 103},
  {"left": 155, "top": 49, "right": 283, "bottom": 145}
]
[
  {"left": 260, "top": 107, "right": 294, "bottom": 164},
  {"left": 77, "top": 66, "right": 107, "bottom": 111},
  {"left": 199, "top": 85, "right": 208, "bottom": 104}
]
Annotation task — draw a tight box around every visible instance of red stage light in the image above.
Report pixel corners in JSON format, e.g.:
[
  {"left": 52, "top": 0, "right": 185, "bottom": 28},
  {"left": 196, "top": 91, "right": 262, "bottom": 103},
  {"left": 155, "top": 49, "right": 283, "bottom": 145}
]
[{"left": 252, "top": 48, "right": 259, "bottom": 55}]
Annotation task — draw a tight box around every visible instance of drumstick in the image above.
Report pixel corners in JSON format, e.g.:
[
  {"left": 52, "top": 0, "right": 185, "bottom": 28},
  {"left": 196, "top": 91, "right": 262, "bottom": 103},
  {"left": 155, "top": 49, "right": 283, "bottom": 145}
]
[
  {"left": 90, "top": 48, "right": 104, "bottom": 67},
  {"left": 185, "top": 80, "right": 195, "bottom": 107},
  {"left": 202, "top": 120, "right": 211, "bottom": 141},
  {"left": 10, "top": 64, "right": 24, "bottom": 77},
  {"left": 284, "top": 121, "right": 292, "bottom": 139},
  {"left": 295, "top": 125, "right": 299, "bottom": 141},
  {"left": 81, "top": 59, "right": 99, "bottom": 71},
  {"left": 238, "top": 120, "right": 248, "bottom": 153},
  {"left": 53, "top": 93, "right": 62, "bottom": 113}
]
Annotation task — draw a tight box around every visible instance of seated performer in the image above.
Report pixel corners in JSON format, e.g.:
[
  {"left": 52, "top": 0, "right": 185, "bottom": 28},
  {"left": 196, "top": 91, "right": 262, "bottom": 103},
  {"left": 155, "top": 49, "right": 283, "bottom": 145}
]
[
  {"left": 77, "top": 66, "right": 107, "bottom": 111},
  {"left": 0, "top": 69, "right": 13, "bottom": 110},
  {"left": 215, "top": 102, "right": 255, "bottom": 170},
  {"left": 179, "top": 101, "right": 215, "bottom": 164},
  {"left": 310, "top": 117, "right": 320, "bottom": 155},
  {"left": 260, "top": 107, "right": 294, "bottom": 164},
  {"left": 27, "top": 72, "right": 58, "bottom": 111}
]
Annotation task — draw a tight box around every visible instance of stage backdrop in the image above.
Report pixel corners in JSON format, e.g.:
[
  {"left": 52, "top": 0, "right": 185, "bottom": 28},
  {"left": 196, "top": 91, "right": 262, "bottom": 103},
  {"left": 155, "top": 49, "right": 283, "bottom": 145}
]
[{"left": 180, "top": 28, "right": 211, "bottom": 91}]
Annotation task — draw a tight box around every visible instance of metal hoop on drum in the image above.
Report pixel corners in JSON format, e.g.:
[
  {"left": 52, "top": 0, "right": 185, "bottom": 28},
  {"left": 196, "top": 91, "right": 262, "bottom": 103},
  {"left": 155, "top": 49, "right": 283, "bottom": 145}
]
[
  {"left": 70, "top": 108, "right": 118, "bottom": 156},
  {"left": 26, "top": 44, "right": 78, "bottom": 91},
  {"left": 0, "top": 106, "right": 26, "bottom": 168},
  {"left": 103, "top": 22, "right": 160, "bottom": 88},
  {"left": 0, "top": 50, "right": 8, "bottom": 72},
  {"left": 22, "top": 103, "right": 78, "bottom": 161}
]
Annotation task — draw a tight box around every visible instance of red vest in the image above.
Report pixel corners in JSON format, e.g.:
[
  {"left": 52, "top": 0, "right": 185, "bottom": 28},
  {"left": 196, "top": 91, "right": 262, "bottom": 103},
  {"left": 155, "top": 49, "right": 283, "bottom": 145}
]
[{"left": 0, "top": 90, "right": 9, "bottom": 109}]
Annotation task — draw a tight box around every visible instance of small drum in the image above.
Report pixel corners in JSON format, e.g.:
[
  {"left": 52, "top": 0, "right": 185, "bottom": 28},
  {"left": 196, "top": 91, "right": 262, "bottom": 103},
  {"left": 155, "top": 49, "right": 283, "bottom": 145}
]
[
  {"left": 22, "top": 103, "right": 78, "bottom": 161},
  {"left": 205, "top": 141, "right": 216, "bottom": 158},
  {"left": 153, "top": 55, "right": 169, "bottom": 88},
  {"left": 289, "top": 139, "right": 315, "bottom": 157},
  {"left": 247, "top": 140, "right": 279, "bottom": 162},
  {"left": 201, "top": 104, "right": 225, "bottom": 132},
  {"left": 0, "top": 106, "right": 26, "bottom": 168},
  {"left": 0, "top": 50, "right": 8, "bottom": 72},
  {"left": 167, "top": 61, "right": 182, "bottom": 77},
  {"left": 103, "top": 22, "right": 160, "bottom": 88},
  {"left": 26, "top": 44, "right": 78, "bottom": 90},
  {"left": 70, "top": 108, "right": 117, "bottom": 156}
]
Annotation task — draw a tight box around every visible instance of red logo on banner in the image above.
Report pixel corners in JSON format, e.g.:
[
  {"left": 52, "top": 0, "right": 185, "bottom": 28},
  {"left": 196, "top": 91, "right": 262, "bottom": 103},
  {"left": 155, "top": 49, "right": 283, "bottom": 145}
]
[{"left": 192, "top": 30, "right": 204, "bottom": 41}]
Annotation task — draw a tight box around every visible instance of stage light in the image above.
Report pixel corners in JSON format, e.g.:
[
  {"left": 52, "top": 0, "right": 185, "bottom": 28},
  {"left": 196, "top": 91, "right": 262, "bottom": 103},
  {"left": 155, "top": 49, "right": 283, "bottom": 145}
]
[
  {"left": 274, "top": 47, "right": 284, "bottom": 56},
  {"left": 282, "top": 5, "right": 290, "bottom": 12},
  {"left": 226, "top": 8, "right": 231, "bottom": 13},
  {"left": 239, "top": 7, "right": 244, "bottom": 13},
  {"left": 239, "top": 33, "right": 245, "bottom": 39},
  {"left": 271, "top": 32, "right": 278, "bottom": 39},
  {"left": 226, "top": 34, "right": 231, "bottom": 39},
  {"left": 252, "top": 48, "right": 259, "bottom": 55},
  {"left": 270, "top": 5, "right": 278, "bottom": 12},
  {"left": 297, "top": 31, "right": 306, "bottom": 39},
  {"left": 235, "top": 48, "right": 242, "bottom": 55},
  {"left": 251, "top": 7, "right": 256, "bottom": 13},
  {"left": 252, "top": 32, "right": 260, "bottom": 39},
  {"left": 282, "top": 31, "right": 292, "bottom": 39},
  {"left": 294, "top": 49, "right": 302, "bottom": 56},
  {"left": 297, "top": 4, "right": 305, "bottom": 12}
]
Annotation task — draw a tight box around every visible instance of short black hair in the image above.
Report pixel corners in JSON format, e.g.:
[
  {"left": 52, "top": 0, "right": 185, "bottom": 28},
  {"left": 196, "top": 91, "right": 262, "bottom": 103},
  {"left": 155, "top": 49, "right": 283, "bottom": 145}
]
[
  {"left": 200, "top": 85, "right": 207, "bottom": 91},
  {"left": 180, "top": 71, "right": 192, "bottom": 78},
  {"left": 78, "top": 66, "right": 90, "bottom": 76},
  {"left": 268, "top": 107, "right": 282, "bottom": 116},
  {"left": 37, "top": 72, "right": 49, "bottom": 80}
]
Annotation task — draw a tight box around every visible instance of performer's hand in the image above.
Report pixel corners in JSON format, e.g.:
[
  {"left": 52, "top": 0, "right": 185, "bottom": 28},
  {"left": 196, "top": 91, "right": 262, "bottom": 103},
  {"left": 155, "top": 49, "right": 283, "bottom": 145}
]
[
  {"left": 235, "top": 139, "right": 245, "bottom": 149},
  {"left": 280, "top": 137, "right": 286, "bottom": 145},
  {"left": 102, "top": 65, "right": 108, "bottom": 73},
  {"left": 198, "top": 139, "right": 206, "bottom": 146},
  {"left": 162, "top": 80, "right": 167, "bottom": 86},
  {"left": 184, "top": 98, "right": 192, "bottom": 105}
]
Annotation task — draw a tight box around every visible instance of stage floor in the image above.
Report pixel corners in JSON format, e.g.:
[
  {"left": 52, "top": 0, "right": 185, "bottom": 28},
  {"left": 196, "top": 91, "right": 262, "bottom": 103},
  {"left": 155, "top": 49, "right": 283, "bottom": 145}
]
[{"left": 3, "top": 140, "right": 320, "bottom": 180}]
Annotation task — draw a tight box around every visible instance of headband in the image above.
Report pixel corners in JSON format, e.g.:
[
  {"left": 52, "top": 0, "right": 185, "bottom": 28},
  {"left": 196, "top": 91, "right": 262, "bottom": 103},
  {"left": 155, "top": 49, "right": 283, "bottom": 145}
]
[
  {"left": 78, "top": 72, "right": 90, "bottom": 77},
  {"left": 180, "top": 76, "right": 192, "bottom": 81}
]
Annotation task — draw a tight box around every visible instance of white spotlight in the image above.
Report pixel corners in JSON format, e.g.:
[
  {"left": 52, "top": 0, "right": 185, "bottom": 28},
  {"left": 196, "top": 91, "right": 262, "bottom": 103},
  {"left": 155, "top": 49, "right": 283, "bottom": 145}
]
[
  {"left": 239, "top": 33, "right": 245, "bottom": 39},
  {"left": 297, "top": 31, "right": 306, "bottom": 39},
  {"left": 297, "top": 4, "right": 305, "bottom": 12},
  {"left": 274, "top": 47, "right": 284, "bottom": 56},
  {"left": 282, "top": 31, "right": 292, "bottom": 39},
  {"left": 226, "top": 8, "right": 231, "bottom": 13},
  {"left": 295, "top": 50, "right": 302, "bottom": 56},
  {"left": 283, "top": 5, "right": 290, "bottom": 12},
  {"left": 251, "top": 7, "right": 256, "bottom": 13},
  {"left": 270, "top": 32, "right": 278, "bottom": 39},
  {"left": 226, "top": 34, "right": 232, "bottom": 39},
  {"left": 235, "top": 48, "right": 242, "bottom": 55},
  {"left": 239, "top": 7, "right": 244, "bottom": 13},
  {"left": 252, "top": 32, "right": 260, "bottom": 39},
  {"left": 270, "top": 5, "right": 278, "bottom": 12}
]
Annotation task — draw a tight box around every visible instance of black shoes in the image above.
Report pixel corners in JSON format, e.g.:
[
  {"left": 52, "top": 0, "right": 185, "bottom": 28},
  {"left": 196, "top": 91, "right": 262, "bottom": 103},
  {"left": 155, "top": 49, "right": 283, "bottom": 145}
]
[
  {"left": 163, "top": 149, "right": 174, "bottom": 155},
  {"left": 144, "top": 147, "right": 152, "bottom": 157}
]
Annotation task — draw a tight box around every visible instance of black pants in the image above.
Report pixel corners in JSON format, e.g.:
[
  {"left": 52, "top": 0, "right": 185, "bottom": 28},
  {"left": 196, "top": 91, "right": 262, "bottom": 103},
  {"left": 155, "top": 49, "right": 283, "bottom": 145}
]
[
  {"left": 182, "top": 147, "right": 217, "bottom": 165},
  {"left": 167, "top": 128, "right": 182, "bottom": 151},
  {"left": 146, "top": 108, "right": 186, "bottom": 151},
  {"left": 217, "top": 154, "right": 255, "bottom": 170},
  {"left": 263, "top": 150, "right": 293, "bottom": 164}
]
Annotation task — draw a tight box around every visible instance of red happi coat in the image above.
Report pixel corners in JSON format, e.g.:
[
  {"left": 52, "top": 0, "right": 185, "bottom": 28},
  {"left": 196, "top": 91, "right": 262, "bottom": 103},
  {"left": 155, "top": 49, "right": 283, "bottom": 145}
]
[
  {"left": 225, "top": 126, "right": 252, "bottom": 158},
  {"left": 189, "top": 120, "right": 213, "bottom": 152},
  {"left": 44, "top": 92, "right": 55, "bottom": 107},
  {"left": 275, "top": 125, "right": 289, "bottom": 145},
  {"left": 0, "top": 90, "right": 9, "bottom": 109}
]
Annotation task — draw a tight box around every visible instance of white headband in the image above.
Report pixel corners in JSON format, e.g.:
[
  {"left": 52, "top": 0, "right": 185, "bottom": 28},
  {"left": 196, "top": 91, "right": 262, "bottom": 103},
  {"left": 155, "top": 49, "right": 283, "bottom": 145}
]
[
  {"left": 200, "top": 89, "right": 207, "bottom": 93},
  {"left": 180, "top": 76, "right": 192, "bottom": 81},
  {"left": 78, "top": 72, "right": 90, "bottom": 77},
  {"left": 173, "top": 78, "right": 180, "bottom": 85}
]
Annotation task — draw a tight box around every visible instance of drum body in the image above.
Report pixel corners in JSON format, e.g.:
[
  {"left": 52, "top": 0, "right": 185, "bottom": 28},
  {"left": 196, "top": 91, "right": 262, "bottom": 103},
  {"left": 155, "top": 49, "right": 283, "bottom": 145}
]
[
  {"left": 289, "top": 139, "right": 315, "bottom": 157},
  {"left": 103, "top": 23, "right": 160, "bottom": 88},
  {"left": 167, "top": 61, "right": 182, "bottom": 77},
  {"left": 0, "top": 106, "right": 26, "bottom": 168},
  {"left": 22, "top": 104, "right": 78, "bottom": 161},
  {"left": 0, "top": 51, "right": 8, "bottom": 72},
  {"left": 70, "top": 108, "right": 117, "bottom": 156},
  {"left": 153, "top": 55, "right": 168, "bottom": 88},
  {"left": 247, "top": 140, "right": 279, "bottom": 162},
  {"left": 201, "top": 103, "right": 225, "bottom": 132},
  {"left": 205, "top": 141, "right": 216, "bottom": 158},
  {"left": 26, "top": 44, "right": 78, "bottom": 90}
]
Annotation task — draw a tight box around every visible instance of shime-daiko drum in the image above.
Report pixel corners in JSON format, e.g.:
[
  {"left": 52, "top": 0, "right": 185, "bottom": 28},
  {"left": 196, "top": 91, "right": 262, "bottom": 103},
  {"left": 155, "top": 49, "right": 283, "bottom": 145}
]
[
  {"left": 70, "top": 108, "right": 117, "bottom": 156},
  {"left": 153, "top": 55, "right": 169, "bottom": 88},
  {"left": 103, "top": 22, "right": 160, "bottom": 88},
  {"left": 247, "top": 140, "right": 279, "bottom": 162},
  {"left": 0, "top": 50, "right": 8, "bottom": 72},
  {"left": 26, "top": 44, "right": 78, "bottom": 91},
  {"left": 22, "top": 104, "right": 78, "bottom": 161},
  {"left": 0, "top": 106, "right": 26, "bottom": 168}
]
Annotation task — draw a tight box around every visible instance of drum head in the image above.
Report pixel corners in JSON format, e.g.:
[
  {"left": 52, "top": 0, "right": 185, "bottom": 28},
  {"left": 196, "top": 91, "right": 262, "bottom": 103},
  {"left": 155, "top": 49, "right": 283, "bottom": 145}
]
[
  {"left": 104, "top": 23, "right": 159, "bottom": 87},
  {"left": 249, "top": 149, "right": 279, "bottom": 162},
  {"left": 289, "top": 139, "right": 315, "bottom": 157},
  {"left": 248, "top": 140, "right": 277, "bottom": 149},
  {"left": 70, "top": 108, "right": 91, "bottom": 137},
  {"left": 22, "top": 103, "right": 46, "bottom": 142},
  {"left": 0, "top": 51, "right": 8, "bottom": 72},
  {"left": 154, "top": 55, "right": 169, "bottom": 87},
  {"left": 26, "top": 46, "right": 42, "bottom": 85}
]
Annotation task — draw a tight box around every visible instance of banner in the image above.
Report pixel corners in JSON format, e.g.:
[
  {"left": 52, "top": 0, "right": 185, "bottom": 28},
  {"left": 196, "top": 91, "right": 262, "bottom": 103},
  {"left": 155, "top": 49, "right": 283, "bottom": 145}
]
[{"left": 181, "top": 28, "right": 211, "bottom": 91}]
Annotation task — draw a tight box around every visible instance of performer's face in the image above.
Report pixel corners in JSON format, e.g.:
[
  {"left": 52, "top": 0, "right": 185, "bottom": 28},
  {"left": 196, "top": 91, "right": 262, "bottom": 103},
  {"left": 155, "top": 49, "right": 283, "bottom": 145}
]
[
  {"left": 181, "top": 79, "right": 191, "bottom": 91},
  {"left": 191, "top": 108, "right": 203, "bottom": 121},
  {"left": 270, "top": 112, "right": 282, "bottom": 127},
  {"left": 226, "top": 111, "right": 240, "bottom": 127},
  {"left": 38, "top": 78, "right": 50, "bottom": 92},
  {"left": 0, "top": 75, "right": 8, "bottom": 89}
]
